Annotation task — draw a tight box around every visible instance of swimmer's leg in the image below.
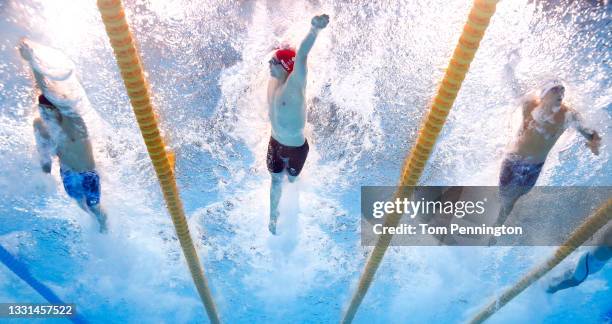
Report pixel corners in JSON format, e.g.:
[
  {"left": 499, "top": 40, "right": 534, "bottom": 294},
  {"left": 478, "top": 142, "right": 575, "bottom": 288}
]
[
  {"left": 72, "top": 198, "right": 106, "bottom": 233},
  {"left": 75, "top": 198, "right": 90, "bottom": 214},
  {"left": 496, "top": 193, "right": 521, "bottom": 226},
  {"left": 81, "top": 171, "right": 106, "bottom": 233},
  {"left": 88, "top": 204, "right": 108, "bottom": 233},
  {"left": 547, "top": 246, "right": 612, "bottom": 294},
  {"left": 489, "top": 188, "right": 525, "bottom": 246},
  {"left": 269, "top": 172, "right": 283, "bottom": 235},
  {"left": 494, "top": 158, "right": 543, "bottom": 231},
  {"left": 75, "top": 198, "right": 107, "bottom": 233},
  {"left": 288, "top": 175, "right": 297, "bottom": 183},
  {"left": 494, "top": 157, "right": 539, "bottom": 228}
]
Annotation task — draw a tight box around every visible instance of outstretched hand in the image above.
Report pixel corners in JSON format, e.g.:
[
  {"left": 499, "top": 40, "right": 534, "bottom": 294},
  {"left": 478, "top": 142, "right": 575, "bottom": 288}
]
[
  {"left": 587, "top": 131, "right": 601, "bottom": 155},
  {"left": 311, "top": 14, "right": 329, "bottom": 30},
  {"left": 503, "top": 50, "right": 521, "bottom": 79},
  {"left": 507, "top": 49, "right": 521, "bottom": 68}
]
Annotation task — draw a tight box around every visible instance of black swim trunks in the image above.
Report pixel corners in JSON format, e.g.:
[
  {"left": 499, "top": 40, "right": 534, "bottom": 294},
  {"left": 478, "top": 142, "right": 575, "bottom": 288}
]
[{"left": 266, "top": 137, "right": 309, "bottom": 176}]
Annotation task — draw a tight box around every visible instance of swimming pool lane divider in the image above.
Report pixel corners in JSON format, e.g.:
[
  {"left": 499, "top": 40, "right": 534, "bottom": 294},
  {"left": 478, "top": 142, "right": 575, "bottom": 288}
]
[
  {"left": 0, "top": 245, "right": 88, "bottom": 323},
  {"left": 95, "top": 1, "right": 220, "bottom": 323},
  {"left": 468, "top": 197, "right": 612, "bottom": 323},
  {"left": 340, "top": 0, "right": 499, "bottom": 323}
]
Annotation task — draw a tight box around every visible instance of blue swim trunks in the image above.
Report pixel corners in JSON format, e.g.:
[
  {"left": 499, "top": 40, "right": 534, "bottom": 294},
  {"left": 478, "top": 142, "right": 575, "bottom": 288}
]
[
  {"left": 60, "top": 169, "right": 101, "bottom": 207},
  {"left": 499, "top": 157, "right": 544, "bottom": 197}
]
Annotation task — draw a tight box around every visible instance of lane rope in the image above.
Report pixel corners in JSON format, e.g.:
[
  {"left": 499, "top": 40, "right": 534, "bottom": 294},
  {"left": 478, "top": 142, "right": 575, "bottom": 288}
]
[
  {"left": 341, "top": 1, "right": 499, "bottom": 322},
  {"left": 468, "top": 198, "right": 612, "bottom": 324},
  {"left": 96, "top": 1, "right": 220, "bottom": 322}
]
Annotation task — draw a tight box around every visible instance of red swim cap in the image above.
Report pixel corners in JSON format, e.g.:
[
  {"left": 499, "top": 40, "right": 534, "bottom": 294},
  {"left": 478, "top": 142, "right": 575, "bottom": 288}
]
[{"left": 274, "top": 48, "right": 296, "bottom": 73}]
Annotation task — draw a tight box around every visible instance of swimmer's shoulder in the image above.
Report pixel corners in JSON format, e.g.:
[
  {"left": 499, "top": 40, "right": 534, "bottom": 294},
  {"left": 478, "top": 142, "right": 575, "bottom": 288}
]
[
  {"left": 285, "top": 70, "right": 307, "bottom": 94},
  {"left": 560, "top": 103, "right": 578, "bottom": 123},
  {"left": 560, "top": 102, "right": 573, "bottom": 114}
]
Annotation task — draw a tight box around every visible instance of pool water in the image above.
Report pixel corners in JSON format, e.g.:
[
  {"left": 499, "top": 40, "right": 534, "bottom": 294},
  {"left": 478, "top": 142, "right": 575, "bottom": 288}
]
[{"left": 0, "top": 0, "right": 610, "bottom": 323}]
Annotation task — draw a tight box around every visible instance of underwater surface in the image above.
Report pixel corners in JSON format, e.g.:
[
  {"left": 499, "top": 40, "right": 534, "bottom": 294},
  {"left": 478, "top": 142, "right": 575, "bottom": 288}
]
[{"left": 0, "top": 0, "right": 610, "bottom": 323}]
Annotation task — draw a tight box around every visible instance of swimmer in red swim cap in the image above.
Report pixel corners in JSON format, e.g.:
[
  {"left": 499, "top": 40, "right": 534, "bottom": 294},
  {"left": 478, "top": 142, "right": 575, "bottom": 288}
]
[
  {"left": 267, "top": 14, "right": 329, "bottom": 235},
  {"left": 271, "top": 48, "right": 296, "bottom": 74}
]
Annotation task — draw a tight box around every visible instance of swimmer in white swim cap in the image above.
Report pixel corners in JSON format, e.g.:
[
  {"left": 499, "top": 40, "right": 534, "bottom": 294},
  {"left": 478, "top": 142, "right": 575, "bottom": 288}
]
[{"left": 491, "top": 52, "right": 601, "bottom": 236}]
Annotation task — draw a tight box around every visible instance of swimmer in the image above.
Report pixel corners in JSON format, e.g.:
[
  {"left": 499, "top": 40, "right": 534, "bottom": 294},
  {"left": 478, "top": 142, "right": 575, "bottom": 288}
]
[
  {"left": 267, "top": 14, "right": 329, "bottom": 234},
  {"left": 20, "top": 39, "right": 108, "bottom": 233},
  {"left": 547, "top": 226, "right": 611, "bottom": 293},
  {"left": 492, "top": 51, "right": 601, "bottom": 229}
]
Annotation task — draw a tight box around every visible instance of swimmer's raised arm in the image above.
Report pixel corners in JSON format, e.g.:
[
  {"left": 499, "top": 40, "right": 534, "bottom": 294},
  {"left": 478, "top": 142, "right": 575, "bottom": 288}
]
[
  {"left": 521, "top": 96, "right": 539, "bottom": 116},
  {"left": 290, "top": 14, "right": 329, "bottom": 86},
  {"left": 564, "top": 105, "right": 601, "bottom": 155},
  {"left": 504, "top": 50, "right": 541, "bottom": 117},
  {"left": 503, "top": 49, "right": 527, "bottom": 100},
  {"left": 33, "top": 117, "right": 53, "bottom": 173}
]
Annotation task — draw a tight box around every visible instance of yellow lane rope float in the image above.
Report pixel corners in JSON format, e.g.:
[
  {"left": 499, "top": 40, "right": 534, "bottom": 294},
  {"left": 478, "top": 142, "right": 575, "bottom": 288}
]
[
  {"left": 469, "top": 198, "right": 612, "bottom": 324},
  {"left": 96, "top": 1, "right": 220, "bottom": 322},
  {"left": 341, "top": 1, "right": 499, "bottom": 322}
]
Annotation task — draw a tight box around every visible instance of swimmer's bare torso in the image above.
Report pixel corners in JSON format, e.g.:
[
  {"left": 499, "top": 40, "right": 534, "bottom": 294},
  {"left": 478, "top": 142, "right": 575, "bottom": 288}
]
[
  {"left": 502, "top": 51, "right": 600, "bottom": 163},
  {"left": 267, "top": 74, "right": 306, "bottom": 147},
  {"left": 508, "top": 99, "right": 571, "bottom": 163},
  {"left": 35, "top": 104, "right": 95, "bottom": 172},
  {"left": 266, "top": 16, "right": 329, "bottom": 148}
]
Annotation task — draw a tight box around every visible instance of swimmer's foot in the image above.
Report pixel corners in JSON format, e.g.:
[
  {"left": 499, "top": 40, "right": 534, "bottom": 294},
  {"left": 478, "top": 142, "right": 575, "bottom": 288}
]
[
  {"left": 94, "top": 214, "right": 107, "bottom": 234},
  {"left": 546, "top": 268, "right": 579, "bottom": 294},
  {"left": 89, "top": 205, "right": 108, "bottom": 234},
  {"left": 268, "top": 219, "right": 277, "bottom": 235},
  {"left": 269, "top": 211, "right": 279, "bottom": 235},
  {"left": 546, "top": 253, "right": 590, "bottom": 294},
  {"left": 99, "top": 222, "right": 108, "bottom": 234}
]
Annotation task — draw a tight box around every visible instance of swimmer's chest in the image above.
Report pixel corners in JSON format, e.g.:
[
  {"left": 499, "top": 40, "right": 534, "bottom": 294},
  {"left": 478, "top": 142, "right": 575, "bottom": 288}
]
[
  {"left": 58, "top": 117, "right": 88, "bottom": 141},
  {"left": 523, "top": 106, "right": 567, "bottom": 137},
  {"left": 49, "top": 119, "right": 89, "bottom": 158},
  {"left": 269, "top": 87, "right": 305, "bottom": 121}
]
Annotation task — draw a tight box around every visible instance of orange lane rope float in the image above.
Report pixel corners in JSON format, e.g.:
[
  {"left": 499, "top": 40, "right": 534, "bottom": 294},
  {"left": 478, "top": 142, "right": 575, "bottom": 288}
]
[
  {"left": 96, "top": 1, "right": 220, "bottom": 322},
  {"left": 341, "top": 1, "right": 499, "bottom": 323}
]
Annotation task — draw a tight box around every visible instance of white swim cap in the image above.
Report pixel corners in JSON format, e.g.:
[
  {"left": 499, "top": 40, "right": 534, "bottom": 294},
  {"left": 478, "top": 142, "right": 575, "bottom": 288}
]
[{"left": 539, "top": 79, "right": 565, "bottom": 99}]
